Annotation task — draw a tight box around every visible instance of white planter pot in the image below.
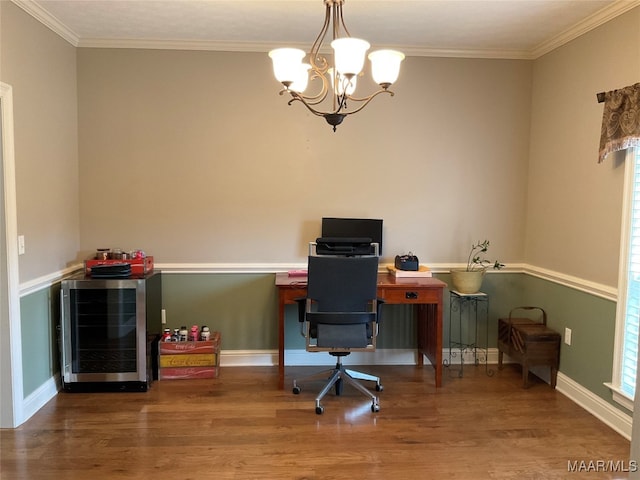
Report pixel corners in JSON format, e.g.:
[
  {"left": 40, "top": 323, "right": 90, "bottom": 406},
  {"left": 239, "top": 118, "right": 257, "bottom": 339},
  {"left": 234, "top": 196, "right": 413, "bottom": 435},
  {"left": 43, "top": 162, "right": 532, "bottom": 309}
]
[{"left": 450, "top": 269, "right": 485, "bottom": 294}]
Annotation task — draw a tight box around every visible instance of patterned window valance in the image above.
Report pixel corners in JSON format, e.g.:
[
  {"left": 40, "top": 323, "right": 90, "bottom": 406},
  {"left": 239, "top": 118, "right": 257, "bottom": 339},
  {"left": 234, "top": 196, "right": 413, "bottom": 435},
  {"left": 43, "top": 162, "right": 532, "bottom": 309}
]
[{"left": 598, "top": 82, "right": 640, "bottom": 164}]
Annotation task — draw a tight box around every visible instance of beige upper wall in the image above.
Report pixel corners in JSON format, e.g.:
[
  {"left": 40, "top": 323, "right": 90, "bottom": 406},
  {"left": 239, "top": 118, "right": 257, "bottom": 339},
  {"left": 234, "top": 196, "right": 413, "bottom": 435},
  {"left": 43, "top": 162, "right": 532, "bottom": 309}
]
[
  {"left": 527, "top": 6, "right": 640, "bottom": 287},
  {"left": 0, "top": 2, "right": 80, "bottom": 282},
  {"left": 6, "top": 1, "right": 637, "bottom": 282},
  {"left": 77, "top": 49, "right": 531, "bottom": 265}
]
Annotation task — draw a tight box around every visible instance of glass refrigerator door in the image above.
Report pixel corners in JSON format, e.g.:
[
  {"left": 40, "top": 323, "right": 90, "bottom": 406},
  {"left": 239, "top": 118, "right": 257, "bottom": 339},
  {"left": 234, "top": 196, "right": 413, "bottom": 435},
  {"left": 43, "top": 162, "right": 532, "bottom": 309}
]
[{"left": 69, "top": 288, "right": 138, "bottom": 374}]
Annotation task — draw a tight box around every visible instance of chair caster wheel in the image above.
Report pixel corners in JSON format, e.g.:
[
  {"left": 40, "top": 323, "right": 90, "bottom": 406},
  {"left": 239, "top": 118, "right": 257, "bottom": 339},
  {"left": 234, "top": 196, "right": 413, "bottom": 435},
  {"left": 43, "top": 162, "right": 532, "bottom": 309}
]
[
  {"left": 292, "top": 386, "right": 301, "bottom": 394},
  {"left": 371, "top": 403, "right": 380, "bottom": 413},
  {"left": 316, "top": 406, "right": 324, "bottom": 415},
  {"left": 375, "top": 384, "right": 383, "bottom": 392}
]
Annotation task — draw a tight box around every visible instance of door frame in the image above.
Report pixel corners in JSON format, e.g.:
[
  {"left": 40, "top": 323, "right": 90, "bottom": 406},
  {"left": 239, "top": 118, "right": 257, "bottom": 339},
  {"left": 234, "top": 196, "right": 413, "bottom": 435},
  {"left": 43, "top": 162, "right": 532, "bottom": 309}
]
[{"left": 1, "top": 81, "right": 24, "bottom": 428}]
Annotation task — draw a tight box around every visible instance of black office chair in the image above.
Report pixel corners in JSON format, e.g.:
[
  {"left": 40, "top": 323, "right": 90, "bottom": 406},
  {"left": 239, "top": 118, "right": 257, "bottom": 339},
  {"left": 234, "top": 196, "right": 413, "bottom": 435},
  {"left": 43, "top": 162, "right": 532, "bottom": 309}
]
[{"left": 293, "top": 247, "right": 384, "bottom": 414}]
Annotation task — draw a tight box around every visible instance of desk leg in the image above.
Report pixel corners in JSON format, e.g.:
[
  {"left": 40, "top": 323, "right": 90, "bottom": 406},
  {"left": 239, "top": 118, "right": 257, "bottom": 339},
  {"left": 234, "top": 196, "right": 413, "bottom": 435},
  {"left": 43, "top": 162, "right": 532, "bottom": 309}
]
[
  {"left": 278, "top": 295, "right": 285, "bottom": 390},
  {"left": 417, "top": 303, "right": 443, "bottom": 387}
]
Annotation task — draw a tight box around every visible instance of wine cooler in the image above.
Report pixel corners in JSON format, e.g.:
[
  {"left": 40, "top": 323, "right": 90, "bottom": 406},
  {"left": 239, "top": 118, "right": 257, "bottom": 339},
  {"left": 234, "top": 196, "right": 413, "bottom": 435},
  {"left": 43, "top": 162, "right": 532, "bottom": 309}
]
[{"left": 60, "top": 272, "right": 162, "bottom": 392}]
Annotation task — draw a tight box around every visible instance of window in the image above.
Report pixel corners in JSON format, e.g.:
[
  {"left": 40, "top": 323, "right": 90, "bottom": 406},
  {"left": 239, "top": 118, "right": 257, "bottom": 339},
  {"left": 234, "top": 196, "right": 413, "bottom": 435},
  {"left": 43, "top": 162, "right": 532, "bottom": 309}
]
[{"left": 610, "top": 148, "right": 640, "bottom": 410}]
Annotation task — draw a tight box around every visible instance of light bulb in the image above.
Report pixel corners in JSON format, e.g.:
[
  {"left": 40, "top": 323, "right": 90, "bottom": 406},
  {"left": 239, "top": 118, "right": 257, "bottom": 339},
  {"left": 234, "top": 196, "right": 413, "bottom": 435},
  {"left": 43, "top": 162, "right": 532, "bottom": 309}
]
[{"left": 328, "top": 68, "right": 357, "bottom": 96}]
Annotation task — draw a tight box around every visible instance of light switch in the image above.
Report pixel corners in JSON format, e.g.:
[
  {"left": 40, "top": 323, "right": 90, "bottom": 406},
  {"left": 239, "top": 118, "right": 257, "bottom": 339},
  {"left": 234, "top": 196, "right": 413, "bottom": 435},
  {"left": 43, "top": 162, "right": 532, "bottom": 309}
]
[{"left": 18, "top": 235, "right": 25, "bottom": 255}]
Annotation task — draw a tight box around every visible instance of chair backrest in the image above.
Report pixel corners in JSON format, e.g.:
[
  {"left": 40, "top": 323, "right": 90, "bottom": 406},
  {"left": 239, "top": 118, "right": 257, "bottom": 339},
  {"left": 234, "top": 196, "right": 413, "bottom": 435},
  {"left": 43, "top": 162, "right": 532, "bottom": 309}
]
[
  {"left": 307, "top": 255, "right": 378, "bottom": 312},
  {"left": 305, "top": 255, "right": 379, "bottom": 350}
]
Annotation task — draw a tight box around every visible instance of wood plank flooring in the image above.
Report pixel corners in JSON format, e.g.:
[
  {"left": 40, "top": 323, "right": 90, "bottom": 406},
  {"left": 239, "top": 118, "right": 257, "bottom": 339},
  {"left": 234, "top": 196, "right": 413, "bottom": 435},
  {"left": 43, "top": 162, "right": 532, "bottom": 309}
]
[{"left": 0, "top": 364, "right": 632, "bottom": 480}]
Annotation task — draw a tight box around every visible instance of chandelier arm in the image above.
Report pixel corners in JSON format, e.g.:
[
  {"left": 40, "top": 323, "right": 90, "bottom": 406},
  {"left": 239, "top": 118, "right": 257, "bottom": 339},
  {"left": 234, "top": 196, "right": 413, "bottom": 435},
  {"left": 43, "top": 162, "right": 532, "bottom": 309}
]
[
  {"left": 279, "top": 86, "right": 328, "bottom": 107},
  {"left": 286, "top": 93, "right": 330, "bottom": 118},
  {"left": 339, "top": 89, "right": 394, "bottom": 116},
  {"left": 295, "top": 72, "right": 330, "bottom": 105},
  {"left": 344, "top": 88, "right": 394, "bottom": 104},
  {"left": 285, "top": 88, "right": 394, "bottom": 119}
]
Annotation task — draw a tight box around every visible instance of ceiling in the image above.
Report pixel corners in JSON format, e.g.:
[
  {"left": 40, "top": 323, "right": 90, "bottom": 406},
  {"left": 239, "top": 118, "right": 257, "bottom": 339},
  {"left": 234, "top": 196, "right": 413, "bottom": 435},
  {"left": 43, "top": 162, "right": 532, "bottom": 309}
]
[{"left": 13, "top": 0, "right": 639, "bottom": 59}]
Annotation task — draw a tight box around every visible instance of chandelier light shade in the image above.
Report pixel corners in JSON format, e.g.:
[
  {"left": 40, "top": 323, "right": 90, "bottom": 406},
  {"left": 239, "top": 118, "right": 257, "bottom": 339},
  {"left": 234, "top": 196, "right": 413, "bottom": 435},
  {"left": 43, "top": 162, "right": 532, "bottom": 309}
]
[
  {"left": 368, "top": 50, "right": 405, "bottom": 87},
  {"left": 268, "top": 48, "right": 306, "bottom": 86},
  {"left": 268, "top": 0, "right": 405, "bottom": 131},
  {"left": 331, "top": 38, "right": 370, "bottom": 76},
  {"left": 290, "top": 63, "right": 312, "bottom": 93}
]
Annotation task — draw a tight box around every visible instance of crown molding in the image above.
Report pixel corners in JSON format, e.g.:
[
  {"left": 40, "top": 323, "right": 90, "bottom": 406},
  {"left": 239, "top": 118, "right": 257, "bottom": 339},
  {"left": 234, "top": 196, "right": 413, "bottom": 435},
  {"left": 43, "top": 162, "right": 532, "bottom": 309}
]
[
  {"left": 530, "top": 0, "right": 640, "bottom": 59},
  {"left": 11, "top": 0, "right": 79, "bottom": 47},
  {"left": 14, "top": 0, "right": 639, "bottom": 60},
  {"left": 76, "top": 38, "right": 281, "bottom": 53},
  {"left": 77, "top": 38, "right": 535, "bottom": 60}
]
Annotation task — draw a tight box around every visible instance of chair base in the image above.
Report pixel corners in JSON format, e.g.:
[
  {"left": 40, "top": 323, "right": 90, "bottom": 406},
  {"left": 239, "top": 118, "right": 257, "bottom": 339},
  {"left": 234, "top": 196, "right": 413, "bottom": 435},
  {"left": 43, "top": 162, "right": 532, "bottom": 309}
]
[{"left": 292, "top": 358, "right": 382, "bottom": 414}]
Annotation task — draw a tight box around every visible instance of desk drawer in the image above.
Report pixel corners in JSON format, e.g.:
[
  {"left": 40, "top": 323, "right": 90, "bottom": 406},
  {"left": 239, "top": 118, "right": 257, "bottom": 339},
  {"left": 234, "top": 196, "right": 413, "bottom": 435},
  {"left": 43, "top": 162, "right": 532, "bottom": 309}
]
[{"left": 380, "top": 288, "right": 438, "bottom": 304}]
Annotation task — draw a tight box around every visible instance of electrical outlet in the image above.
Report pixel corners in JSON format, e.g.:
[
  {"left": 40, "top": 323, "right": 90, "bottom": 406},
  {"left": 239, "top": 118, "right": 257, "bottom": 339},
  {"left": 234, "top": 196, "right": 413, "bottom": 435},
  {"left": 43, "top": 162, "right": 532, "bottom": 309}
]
[
  {"left": 565, "top": 327, "right": 572, "bottom": 345},
  {"left": 18, "top": 235, "right": 25, "bottom": 255}
]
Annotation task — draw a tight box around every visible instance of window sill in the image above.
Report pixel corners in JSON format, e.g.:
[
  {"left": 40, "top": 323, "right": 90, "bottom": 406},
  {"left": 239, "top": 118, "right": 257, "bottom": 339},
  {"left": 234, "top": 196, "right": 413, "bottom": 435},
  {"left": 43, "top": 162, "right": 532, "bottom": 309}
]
[{"left": 604, "top": 382, "right": 634, "bottom": 412}]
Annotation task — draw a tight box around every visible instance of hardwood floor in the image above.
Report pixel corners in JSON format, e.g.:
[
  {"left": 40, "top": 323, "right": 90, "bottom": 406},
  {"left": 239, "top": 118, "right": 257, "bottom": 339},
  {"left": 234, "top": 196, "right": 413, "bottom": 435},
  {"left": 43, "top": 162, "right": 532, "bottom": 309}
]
[{"left": 0, "top": 364, "right": 632, "bottom": 479}]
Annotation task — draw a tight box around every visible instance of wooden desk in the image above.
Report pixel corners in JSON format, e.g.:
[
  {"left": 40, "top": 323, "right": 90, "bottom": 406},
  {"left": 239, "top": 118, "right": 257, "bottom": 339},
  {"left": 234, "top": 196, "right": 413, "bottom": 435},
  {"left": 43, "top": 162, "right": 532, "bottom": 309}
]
[{"left": 275, "top": 273, "right": 447, "bottom": 389}]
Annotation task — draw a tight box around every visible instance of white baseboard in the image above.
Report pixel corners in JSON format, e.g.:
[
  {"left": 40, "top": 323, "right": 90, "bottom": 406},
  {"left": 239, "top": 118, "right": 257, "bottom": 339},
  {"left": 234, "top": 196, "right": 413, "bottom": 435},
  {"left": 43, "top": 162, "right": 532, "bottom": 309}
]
[
  {"left": 220, "top": 350, "right": 279, "bottom": 367},
  {"left": 286, "top": 348, "right": 421, "bottom": 366},
  {"left": 219, "top": 348, "right": 517, "bottom": 367},
  {"left": 556, "top": 372, "right": 632, "bottom": 440},
  {"left": 22, "top": 374, "right": 60, "bottom": 424},
  {"left": 220, "top": 348, "right": 440, "bottom": 367}
]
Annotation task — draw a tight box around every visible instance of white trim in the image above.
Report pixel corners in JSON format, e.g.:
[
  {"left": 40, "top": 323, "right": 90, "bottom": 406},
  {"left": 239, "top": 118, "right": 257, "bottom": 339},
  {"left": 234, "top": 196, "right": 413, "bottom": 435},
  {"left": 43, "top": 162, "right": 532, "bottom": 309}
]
[
  {"left": 607, "top": 148, "right": 639, "bottom": 410},
  {"left": 223, "top": 348, "right": 505, "bottom": 368},
  {"left": 19, "top": 263, "right": 83, "bottom": 297},
  {"left": 11, "top": 0, "right": 79, "bottom": 47},
  {"left": 23, "top": 262, "right": 615, "bottom": 303},
  {"left": 156, "top": 263, "right": 305, "bottom": 274},
  {"left": 1, "top": 82, "right": 24, "bottom": 428},
  {"left": 286, "top": 348, "right": 420, "bottom": 367},
  {"left": 220, "top": 350, "right": 278, "bottom": 367},
  {"left": 78, "top": 37, "right": 535, "bottom": 60},
  {"left": 604, "top": 382, "right": 634, "bottom": 412},
  {"left": 522, "top": 265, "right": 617, "bottom": 302},
  {"left": 558, "top": 372, "right": 632, "bottom": 440},
  {"left": 22, "top": 374, "right": 60, "bottom": 424},
  {"left": 157, "top": 262, "right": 455, "bottom": 274},
  {"left": 530, "top": 0, "right": 640, "bottom": 59},
  {"left": 157, "top": 262, "right": 617, "bottom": 302}
]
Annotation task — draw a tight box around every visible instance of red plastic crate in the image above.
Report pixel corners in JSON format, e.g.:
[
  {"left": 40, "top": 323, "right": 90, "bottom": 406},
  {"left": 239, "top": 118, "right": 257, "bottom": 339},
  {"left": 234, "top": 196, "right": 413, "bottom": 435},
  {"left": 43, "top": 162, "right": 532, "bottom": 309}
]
[{"left": 85, "top": 256, "right": 154, "bottom": 275}]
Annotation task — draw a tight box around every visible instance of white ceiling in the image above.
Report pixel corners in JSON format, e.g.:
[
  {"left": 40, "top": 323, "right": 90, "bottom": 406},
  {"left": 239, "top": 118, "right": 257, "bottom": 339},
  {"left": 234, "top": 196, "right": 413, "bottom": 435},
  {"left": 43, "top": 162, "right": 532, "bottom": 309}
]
[{"left": 13, "top": 0, "right": 640, "bottom": 59}]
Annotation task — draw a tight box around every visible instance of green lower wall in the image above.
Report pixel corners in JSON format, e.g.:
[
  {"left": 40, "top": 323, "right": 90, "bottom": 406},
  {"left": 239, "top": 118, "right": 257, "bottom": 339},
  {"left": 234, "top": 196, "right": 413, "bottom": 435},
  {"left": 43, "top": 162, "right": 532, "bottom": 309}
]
[
  {"left": 20, "top": 271, "right": 622, "bottom": 413},
  {"left": 161, "top": 272, "right": 527, "bottom": 351},
  {"left": 20, "top": 283, "right": 60, "bottom": 397},
  {"left": 521, "top": 275, "right": 619, "bottom": 409},
  {"left": 160, "top": 273, "right": 279, "bottom": 350}
]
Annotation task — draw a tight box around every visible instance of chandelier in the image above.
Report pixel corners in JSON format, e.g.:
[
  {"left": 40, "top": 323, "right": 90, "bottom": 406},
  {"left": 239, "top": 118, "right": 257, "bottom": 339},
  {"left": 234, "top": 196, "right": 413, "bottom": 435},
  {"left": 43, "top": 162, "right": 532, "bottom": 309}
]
[{"left": 268, "top": 0, "right": 405, "bottom": 132}]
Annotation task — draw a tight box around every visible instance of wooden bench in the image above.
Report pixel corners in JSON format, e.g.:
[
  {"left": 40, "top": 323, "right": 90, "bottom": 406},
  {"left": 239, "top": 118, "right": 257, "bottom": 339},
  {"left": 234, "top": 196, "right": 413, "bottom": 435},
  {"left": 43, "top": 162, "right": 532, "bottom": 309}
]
[{"left": 497, "top": 307, "right": 560, "bottom": 388}]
